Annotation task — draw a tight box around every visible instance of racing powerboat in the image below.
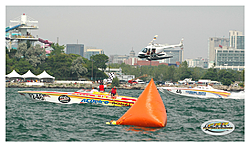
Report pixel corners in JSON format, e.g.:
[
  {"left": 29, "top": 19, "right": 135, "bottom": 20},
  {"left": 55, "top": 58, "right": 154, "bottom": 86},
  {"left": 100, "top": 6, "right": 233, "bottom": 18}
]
[
  {"left": 158, "top": 85, "right": 231, "bottom": 98},
  {"left": 18, "top": 89, "right": 137, "bottom": 107}
]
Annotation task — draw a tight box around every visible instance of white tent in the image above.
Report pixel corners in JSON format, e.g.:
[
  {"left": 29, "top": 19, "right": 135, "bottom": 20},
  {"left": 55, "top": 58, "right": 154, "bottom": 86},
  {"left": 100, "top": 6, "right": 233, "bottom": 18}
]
[
  {"left": 37, "top": 71, "right": 55, "bottom": 79},
  {"left": 21, "top": 70, "right": 38, "bottom": 79},
  {"left": 6, "top": 70, "right": 22, "bottom": 78}
]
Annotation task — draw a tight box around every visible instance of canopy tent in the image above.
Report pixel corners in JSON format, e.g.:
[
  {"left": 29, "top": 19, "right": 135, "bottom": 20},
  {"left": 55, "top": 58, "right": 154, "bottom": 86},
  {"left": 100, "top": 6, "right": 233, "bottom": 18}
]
[
  {"left": 6, "top": 70, "right": 54, "bottom": 82},
  {"left": 36, "top": 71, "right": 55, "bottom": 79},
  {"left": 6, "top": 70, "right": 22, "bottom": 78},
  {"left": 21, "top": 70, "right": 38, "bottom": 79}
]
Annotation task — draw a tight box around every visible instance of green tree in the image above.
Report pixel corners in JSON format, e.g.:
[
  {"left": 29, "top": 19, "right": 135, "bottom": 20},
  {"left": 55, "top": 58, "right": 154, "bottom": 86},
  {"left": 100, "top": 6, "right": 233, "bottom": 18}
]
[
  {"left": 168, "top": 65, "right": 176, "bottom": 82},
  {"left": 202, "top": 68, "right": 218, "bottom": 81},
  {"left": 15, "top": 43, "right": 27, "bottom": 59},
  {"left": 25, "top": 44, "right": 46, "bottom": 67},
  {"left": 70, "top": 57, "right": 88, "bottom": 78},
  {"left": 221, "top": 78, "right": 232, "bottom": 86},
  {"left": 50, "top": 43, "right": 65, "bottom": 56},
  {"left": 191, "top": 67, "right": 205, "bottom": 81},
  {"left": 90, "top": 54, "right": 109, "bottom": 71},
  {"left": 42, "top": 54, "right": 72, "bottom": 80},
  {"left": 6, "top": 48, "right": 17, "bottom": 59},
  {"left": 111, "top": 77, "right": 120, "bottom": 87},
  {"left": 6, "top": 53, "right": 17, "bottom": 74},
  {"left": 242, "top": 69, "right": 245, "bottom": 82},
  {"left": 15, "top": 58, "right": 33, "bottom": 74},
  {"left": 154, "top": 64, "right": 167, "bottom": 81},
  {"left": 5, "top": 43, "right": 111, "bottom": 81},
  {"left": 26, "top": 40, "right": 31, "bottom": 49},
  {"left": 178, "top": 61, "right": 192, "bottom": 80}
]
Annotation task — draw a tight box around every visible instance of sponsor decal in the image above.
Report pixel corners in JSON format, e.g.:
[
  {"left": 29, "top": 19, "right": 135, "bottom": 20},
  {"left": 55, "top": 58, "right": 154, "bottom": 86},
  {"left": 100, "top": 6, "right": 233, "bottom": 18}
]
[
  {"left": 201, "top": 119, "right": 235, "bottom": 135},
  {"left": 111, "top": 101, "right": 131, "bottom": 107},
  {"left": 58, "top": 95, "right": 71, "bottom": 103},
  {"left": 80, "top": 99, "right": 131, "bottom": 106},
  {"left": 186, "top": 91, "right": 206, "bottom": 96},
  {"left": 81, "top": 99, "right": 109, "bottom": 104},
  {"left": 28, "top": 93, "right": 47, "bottom": 101}
]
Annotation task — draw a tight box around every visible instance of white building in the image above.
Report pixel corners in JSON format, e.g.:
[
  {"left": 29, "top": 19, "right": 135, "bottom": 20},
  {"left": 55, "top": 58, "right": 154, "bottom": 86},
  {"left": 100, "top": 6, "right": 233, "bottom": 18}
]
[
  {"left": 185, "top": 58, "right": 208, "bottom": 68},
  {"left": 101, "top": 67, "right": 135, "bottom": 82},
  {"left": 109, "top": 54, "right": 129, "bottom": 64},
  {"left": 208, "top": 30, "right": 244, "bottom": 70}
]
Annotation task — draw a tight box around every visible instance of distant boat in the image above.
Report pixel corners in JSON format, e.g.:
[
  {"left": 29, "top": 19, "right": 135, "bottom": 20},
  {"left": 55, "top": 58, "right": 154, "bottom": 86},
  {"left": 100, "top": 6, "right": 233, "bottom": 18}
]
[
  {"left": 158, "top": 85, "right": 230, "bottom": 98},
  {"left": 18, "top": 89, "right": 137, "bottom": 107}
]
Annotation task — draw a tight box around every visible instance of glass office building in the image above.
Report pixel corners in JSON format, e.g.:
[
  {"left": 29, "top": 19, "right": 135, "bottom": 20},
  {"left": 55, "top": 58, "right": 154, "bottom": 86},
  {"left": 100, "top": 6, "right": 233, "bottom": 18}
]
[
  {"left": 215, "top": 48, "right": 244, "bottom": 67},
  {"left": 229, "top": 30, "right": 244, "bottom": 49},
  {"left": 162, "top": 48, "right": 183, "bottom": 64},
  {"left": 85, "top": 49, "right": 104, "bottom": 60},
  {"left": 230, "top": 36, "right": 244, "bottom": 49},
  {"left": 66, "top": 44, "right": 84, "bottom": 57}
]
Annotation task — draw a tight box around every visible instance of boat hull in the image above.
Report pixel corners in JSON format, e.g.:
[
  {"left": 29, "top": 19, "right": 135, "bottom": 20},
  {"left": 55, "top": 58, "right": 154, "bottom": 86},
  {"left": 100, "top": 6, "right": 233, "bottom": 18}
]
[
  {"left": 18, "top": 91, "right": 137, "bottom": 107},
  {"left": 158, "top": 87, "right": 230, "bottom": 98}
]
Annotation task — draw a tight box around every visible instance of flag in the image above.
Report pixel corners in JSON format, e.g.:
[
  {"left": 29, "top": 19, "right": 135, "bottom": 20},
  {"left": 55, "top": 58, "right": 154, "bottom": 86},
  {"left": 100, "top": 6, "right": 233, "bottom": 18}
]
[{"left": 107, "top": 72, "right": 115, "bottom": 83}]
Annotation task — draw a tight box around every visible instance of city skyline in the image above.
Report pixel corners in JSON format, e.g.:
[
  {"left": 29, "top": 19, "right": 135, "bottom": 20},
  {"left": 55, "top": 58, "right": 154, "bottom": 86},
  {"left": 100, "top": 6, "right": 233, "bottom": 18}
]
[{"left": 6, "top": 6, "right": 244, "bottom": 60}]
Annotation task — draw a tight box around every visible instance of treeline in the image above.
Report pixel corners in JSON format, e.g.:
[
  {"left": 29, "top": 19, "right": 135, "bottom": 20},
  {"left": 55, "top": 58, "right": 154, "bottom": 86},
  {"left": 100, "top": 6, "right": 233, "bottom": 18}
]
[
  {"left": 109, "top": 62, "right": 244, "bottom": 86},
  {"left": 6, "top": 41, "right": 244, "bottom": 86},
  {"left": 6, "top": 42, "right": 109, "bottom": 81}
]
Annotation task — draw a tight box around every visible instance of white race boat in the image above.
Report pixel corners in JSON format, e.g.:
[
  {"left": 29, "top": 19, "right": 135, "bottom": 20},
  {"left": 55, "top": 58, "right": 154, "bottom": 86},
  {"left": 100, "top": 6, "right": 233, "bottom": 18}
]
[
  {"left": 18, "top": 89, "right": 137, "bottom": 106},
  {"left": 158, "top": 85, "right": 231, "bottom": 98}
]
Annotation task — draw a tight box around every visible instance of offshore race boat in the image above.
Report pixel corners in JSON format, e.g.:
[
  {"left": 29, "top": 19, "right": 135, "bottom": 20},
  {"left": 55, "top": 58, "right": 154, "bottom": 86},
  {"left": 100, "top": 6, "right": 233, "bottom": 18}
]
[
  {"left": 18, "top": 89, "right": 137, "bottom": 107},
  {"left": 158, "top": 85, "right": 231, "bottom": 98}
]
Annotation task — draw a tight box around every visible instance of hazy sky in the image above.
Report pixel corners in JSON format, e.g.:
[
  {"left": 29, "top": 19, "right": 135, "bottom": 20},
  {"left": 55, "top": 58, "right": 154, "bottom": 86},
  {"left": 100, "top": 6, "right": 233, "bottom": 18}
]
[{"left": 6, "top": 6, "right": 244, "bottom": 60}]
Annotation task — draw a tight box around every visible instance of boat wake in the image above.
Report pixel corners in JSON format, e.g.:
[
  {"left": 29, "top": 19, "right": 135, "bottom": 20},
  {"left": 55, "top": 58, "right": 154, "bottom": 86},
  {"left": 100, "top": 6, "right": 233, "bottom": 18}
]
[{"left": 226, "top": 91, "right": 245, "bottom": 99}]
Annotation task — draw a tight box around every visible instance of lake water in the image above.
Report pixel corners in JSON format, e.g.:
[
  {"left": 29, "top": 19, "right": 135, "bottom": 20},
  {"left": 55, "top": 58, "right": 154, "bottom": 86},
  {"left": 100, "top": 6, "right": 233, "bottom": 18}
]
[{"left": 6, "top": 88, "right": 244, "bottom": 141}]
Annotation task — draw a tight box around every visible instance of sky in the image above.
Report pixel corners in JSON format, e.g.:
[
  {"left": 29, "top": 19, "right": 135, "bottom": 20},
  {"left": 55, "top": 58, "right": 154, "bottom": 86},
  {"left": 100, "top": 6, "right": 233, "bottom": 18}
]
[{"left": 5, "top": 5, "right": 244, "bottom": 60}]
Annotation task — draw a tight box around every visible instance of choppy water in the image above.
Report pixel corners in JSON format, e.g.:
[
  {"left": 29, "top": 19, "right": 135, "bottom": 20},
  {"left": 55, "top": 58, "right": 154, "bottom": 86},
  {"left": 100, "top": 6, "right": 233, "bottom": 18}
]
[{"left": 6, "top": 88, "right": 244, "bottom": 141}]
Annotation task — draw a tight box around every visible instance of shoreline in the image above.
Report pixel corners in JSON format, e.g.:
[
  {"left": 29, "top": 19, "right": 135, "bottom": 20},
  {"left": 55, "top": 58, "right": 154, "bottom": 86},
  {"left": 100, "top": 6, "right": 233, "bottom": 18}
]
[{"left": 6, "top": 82, "right": 244, "bottom": 91}]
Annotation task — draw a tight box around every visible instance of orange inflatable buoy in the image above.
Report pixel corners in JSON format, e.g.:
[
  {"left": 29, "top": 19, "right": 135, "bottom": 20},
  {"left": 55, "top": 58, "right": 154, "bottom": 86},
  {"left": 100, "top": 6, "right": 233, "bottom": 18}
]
[{"left": 115, "top": 78, "right": 167, "bottom": 127}]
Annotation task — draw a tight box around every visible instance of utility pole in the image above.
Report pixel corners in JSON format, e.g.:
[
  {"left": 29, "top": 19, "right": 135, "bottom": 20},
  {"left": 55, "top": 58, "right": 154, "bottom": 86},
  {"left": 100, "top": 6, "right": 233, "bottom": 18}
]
[{"left": 92, "top": 59, "right": 93, "bottom": 81}]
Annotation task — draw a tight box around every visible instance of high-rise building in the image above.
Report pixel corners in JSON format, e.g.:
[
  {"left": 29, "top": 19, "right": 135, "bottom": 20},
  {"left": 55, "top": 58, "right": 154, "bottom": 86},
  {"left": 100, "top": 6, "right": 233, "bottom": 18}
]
[
  {"left": 229, "top": 30, "right": 244, "bottom": 49},
  {"left": 208, "top": 30, "right": 244, "bottom": 70},
  {"left": 66, "top": 44, "right": 84, "bottom": 57},
  {"left": 161, "top": 48, "right": 184, "bottom": 64},
  {"left": 208, "top": 37, "right": 229, "bottom": 63}
]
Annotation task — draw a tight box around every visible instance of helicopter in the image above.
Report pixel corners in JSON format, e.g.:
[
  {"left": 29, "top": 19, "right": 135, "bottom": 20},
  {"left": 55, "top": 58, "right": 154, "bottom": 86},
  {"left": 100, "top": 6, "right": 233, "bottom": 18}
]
[{"left": 138, "top": 35, "right": 183, "bottom": 61}]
